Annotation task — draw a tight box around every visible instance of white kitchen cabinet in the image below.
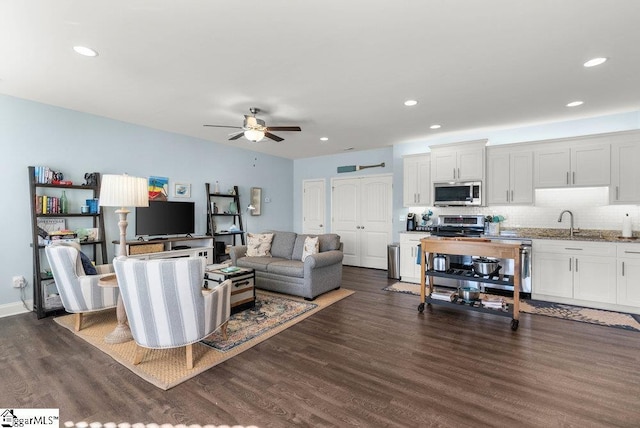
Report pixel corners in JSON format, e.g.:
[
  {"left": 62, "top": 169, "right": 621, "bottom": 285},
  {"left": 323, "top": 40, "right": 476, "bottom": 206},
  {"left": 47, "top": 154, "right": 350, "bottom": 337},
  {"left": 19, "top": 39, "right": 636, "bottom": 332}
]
[
  {"left": 532, "top": 240, "right": 617, "bottom": 304},
  {"left": 431, "top": 140, "right": 486, "bottom": 182},
  {"left": 400, "top": 233, "right": 430, "bottom": 283},
  {"left": 617, "top": 245, "right": 640, "bottom": 308},
  {"left": 403, "top": 154, "right": 430, "bottom": 207},
  {"left": 610, "top": 138, "right": 640, "bottom": 204},
  {"left": 486, "top": 148, "right": 533, "bottom": 205},
  {"left": 534, "top": 141, "right": 610, "bottom": 188}
]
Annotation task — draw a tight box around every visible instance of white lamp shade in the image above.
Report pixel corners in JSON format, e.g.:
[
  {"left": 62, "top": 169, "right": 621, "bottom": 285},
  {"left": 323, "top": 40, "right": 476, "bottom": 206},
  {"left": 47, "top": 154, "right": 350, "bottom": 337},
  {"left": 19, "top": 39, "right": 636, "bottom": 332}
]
[{"left": 99, "top": 174, "right": 149, "bottom": 207}]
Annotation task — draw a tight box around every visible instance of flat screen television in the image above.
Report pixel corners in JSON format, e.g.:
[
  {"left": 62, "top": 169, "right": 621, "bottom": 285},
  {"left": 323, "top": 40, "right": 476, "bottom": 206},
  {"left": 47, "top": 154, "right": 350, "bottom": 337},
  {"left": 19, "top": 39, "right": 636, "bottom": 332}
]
[{"left": 135, "top": 201, "right": 195, "bottom": 237}]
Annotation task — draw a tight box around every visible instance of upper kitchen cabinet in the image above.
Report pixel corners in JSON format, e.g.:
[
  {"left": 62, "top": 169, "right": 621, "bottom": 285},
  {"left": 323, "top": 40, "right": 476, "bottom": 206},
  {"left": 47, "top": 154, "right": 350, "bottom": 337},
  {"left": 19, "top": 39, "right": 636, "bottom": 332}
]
[
  {"left": 534, "top": 137, "right": 610, "bottom": 188},
  {"left": 610, "top": 132, "right": 640, "bottom": 204},
  {"left": 486, "top": 146, "right": 533, "bottom": 205},
  {"left": 403, "top": 154, "right": 430, "bottom": 207},
  {"left": 430, "top": 139, "right": 486, "bottom": 182}
]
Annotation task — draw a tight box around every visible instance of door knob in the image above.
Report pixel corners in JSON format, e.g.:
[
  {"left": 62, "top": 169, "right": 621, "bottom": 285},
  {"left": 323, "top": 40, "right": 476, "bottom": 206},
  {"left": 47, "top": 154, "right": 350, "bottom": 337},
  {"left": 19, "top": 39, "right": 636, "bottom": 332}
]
[{"left": 319, "top": 224, "right": 323, "bottom": 227}]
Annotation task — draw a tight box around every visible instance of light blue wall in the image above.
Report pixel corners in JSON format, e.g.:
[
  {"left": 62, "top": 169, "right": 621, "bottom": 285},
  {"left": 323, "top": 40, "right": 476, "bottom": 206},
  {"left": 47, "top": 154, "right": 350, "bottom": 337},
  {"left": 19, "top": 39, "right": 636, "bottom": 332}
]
[
  {"left": 292, "top": 147, "right": 394, "bottom": 233},
  {"left": 0, "top": 94, "right": 293, "bottom": 310}
]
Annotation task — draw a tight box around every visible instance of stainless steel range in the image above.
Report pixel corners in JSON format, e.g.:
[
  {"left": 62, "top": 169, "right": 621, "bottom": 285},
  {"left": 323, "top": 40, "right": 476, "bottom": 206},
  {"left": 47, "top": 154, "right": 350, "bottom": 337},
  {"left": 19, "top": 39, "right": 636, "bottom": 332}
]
[{"left": 429, "top": 215, "right": 532, "bottom": 295}]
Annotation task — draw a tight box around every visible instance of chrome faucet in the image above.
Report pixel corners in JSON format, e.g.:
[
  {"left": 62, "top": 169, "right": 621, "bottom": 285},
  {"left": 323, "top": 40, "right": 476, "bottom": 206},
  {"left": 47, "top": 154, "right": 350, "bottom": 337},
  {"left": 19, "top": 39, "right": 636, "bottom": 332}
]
[{"left": 558, "top": 210, "right": 575, "bottom": 238}]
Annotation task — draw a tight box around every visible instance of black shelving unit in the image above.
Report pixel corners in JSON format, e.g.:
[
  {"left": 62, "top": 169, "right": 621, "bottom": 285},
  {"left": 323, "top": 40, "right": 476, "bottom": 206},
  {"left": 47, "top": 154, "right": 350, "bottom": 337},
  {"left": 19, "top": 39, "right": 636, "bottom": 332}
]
[
  {"left": 28, "top": 166, "right": 107, "bottom": 319},
  {"left": 205, "top": 183, "right": 245, "bottom": 263}
]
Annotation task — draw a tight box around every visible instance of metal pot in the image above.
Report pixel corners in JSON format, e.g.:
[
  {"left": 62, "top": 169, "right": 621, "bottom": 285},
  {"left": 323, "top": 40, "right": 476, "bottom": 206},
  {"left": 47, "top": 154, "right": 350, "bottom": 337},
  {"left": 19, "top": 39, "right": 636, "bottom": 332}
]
[
  {"left": 472, "top": 257, "right": 501, "bottom": 275},
  {"left": 433, "top": 254, "right": 450, "bottom": 272},
  {"left": 458, "top": 286, "right": 481, "bottom": 301}
]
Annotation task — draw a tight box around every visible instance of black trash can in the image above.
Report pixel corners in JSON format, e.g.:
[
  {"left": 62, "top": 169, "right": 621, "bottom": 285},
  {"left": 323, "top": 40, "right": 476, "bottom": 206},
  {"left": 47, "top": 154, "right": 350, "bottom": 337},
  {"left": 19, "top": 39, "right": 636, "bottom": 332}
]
[{"left": 387, "top": 243, "right": 400, "bottom": 279}]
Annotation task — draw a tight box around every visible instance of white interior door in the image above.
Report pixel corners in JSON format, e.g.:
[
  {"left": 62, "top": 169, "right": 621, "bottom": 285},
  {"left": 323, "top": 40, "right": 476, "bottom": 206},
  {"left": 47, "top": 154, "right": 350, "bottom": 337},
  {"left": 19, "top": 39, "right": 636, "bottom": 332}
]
[
  {"left": 302, "top": 179, "right": 326, "bottom": 234},
  {"left": 359, "top": 175, "right": 392, "bottom": 269},
  {"left": 331, "top": 175, "right": 392, "bottom": 268},
  {"left": 331, "top": 178, "right": 359, "bottom": 266}
]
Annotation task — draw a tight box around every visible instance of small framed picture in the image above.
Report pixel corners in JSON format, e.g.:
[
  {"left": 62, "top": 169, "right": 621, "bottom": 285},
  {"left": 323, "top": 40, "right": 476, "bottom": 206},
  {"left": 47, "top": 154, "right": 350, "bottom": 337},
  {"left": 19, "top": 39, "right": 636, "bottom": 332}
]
[{"left": 174, "top": 183, "right": 191, "bottom": 198}]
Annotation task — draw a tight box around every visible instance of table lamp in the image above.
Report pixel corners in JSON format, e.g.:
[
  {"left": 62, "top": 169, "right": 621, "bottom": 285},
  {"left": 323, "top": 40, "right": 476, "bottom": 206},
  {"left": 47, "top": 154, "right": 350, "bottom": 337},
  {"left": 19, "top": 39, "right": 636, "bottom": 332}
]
[{"left": 99, "top": 174, "right": 149, "bottom": 257}]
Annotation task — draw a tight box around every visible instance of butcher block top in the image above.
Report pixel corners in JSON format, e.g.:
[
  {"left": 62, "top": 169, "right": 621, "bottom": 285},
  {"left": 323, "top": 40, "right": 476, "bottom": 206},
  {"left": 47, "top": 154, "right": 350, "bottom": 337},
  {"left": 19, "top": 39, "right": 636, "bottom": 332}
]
[{"left": 420, "top": 236, "right": 522, "bottom": 259}]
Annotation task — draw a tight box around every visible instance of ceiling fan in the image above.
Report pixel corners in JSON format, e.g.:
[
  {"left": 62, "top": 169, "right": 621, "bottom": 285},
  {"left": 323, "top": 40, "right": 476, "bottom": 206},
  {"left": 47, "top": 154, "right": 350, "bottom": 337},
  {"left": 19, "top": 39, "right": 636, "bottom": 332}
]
[{"left": 203, "top": 107, "right": 301, "bottom": 142}]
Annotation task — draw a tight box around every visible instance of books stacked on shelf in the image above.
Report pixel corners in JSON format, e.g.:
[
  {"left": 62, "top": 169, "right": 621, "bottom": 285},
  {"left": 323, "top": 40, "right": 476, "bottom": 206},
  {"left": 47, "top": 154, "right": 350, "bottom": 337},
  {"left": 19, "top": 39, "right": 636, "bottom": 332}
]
[
  {"left": 430, "top": 288, "right": 456, "bottom": 302},
  {"left": 35, "top": 194, "right": 65, "bottom": 214},
  {"left": 481, "top": 295, "right": 506, "bottom": 310}
]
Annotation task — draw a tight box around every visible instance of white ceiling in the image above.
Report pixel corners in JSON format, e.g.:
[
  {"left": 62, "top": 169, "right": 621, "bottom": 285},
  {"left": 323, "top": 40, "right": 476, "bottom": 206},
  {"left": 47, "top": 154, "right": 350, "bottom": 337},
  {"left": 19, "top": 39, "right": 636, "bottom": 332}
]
[{"left": 2, "top": 1, "right": 639, "bottom": 160}]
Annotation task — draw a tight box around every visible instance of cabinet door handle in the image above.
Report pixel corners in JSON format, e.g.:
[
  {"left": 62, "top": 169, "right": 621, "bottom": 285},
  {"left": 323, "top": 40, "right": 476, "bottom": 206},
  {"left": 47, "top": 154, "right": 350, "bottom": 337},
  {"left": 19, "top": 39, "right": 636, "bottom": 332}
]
[
  {"left": 622, "top": 261, "right": 625, "bottom": 276},
  {"left": 624, "top": 251, "right": 640, "bottom": 254},
  {"left": 417, "top": 193, "right": 420, "bottom": 203},
  {"left": 506, "top": 190, "right": 509, "bottom": 202},
  {"left": 453, "top": 168, "right": 456, "bottom": 179},
  {"left": 566, "top": 172, "right": 569, "bottom": 185},
  {"left": 511, "top": 190, "right": 514, "bottom": 201},
  {"left": 616, "top": 186, "right": 619, "bottom": 200},
  {"left": 573, "top": 171, "right": 576, "bottom": 184},
  {"left": 575, "top": 258, "right": 578, "bottom": 272},
  {"left": 569, "top": 258, "right": 572, "bottom": 271},
  {"left": 565, "top": 248, "right": 583, "bottom": 251},
  {"left": 458, "top": 168, "right": 460, "bottom": 179}
]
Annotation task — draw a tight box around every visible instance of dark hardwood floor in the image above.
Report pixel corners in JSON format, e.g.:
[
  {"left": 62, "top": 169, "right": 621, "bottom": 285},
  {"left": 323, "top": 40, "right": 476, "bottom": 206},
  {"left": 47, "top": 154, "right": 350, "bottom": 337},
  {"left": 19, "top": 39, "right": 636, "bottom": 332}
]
[{"left": 2, "top": 266, "right": 640, "bottom": 427}]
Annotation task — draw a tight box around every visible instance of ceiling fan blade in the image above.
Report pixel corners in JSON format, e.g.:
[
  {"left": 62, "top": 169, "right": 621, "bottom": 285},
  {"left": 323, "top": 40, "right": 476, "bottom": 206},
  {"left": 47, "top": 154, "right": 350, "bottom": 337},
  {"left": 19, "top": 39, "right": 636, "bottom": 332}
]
[
  {"left": 264, "top": 132, "right": 284, "bottom": 142},
  {"left": 266, "top": 126, "right": 301, "bottom": 132},
  {"left": 228, "top": 131, "right": 244, "bottom": 140},
  {"left": 203, "top": 124, "right": 242, "bottom": 129}
]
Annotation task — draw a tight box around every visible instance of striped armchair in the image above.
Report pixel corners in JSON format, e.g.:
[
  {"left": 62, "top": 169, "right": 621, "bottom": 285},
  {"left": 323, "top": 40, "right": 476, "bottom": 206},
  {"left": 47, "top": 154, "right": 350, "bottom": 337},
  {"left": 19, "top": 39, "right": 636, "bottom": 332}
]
[
  {"left": 113, "top": 256, "right": 231, "bottom": 369},
  {"left": 45, "top": 244, "right": 119, "bottom": 331}
]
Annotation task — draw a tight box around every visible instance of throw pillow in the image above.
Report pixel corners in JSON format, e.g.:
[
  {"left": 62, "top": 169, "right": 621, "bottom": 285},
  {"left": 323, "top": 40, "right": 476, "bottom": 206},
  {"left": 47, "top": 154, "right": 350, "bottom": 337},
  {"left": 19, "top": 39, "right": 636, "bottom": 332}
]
[
  {"left": 246, "top": 233, "right": 274, "bottom": 257},
  {"left": 301, "top": 236, "right": 319, "bottom": 261},
  {"left": 79, "top": 251, "right": 97, "bottom": 275}
]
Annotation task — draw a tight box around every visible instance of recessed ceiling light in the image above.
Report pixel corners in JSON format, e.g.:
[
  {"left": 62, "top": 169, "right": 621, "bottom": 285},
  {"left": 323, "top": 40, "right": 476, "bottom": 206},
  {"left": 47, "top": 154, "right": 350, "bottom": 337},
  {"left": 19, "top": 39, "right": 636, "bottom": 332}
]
[
  {"left": 430, "top": 124, "right": 441, "bottom": 129},
  {"left": 583, "top": 57, "right": 607, "bottom": 67},
  {"left": 566, "top": 101, "right": 584, "bottom": 107},
  {"left": 320, "top": 137, "right": 329, "bottom": 141},
  {"left": 73, "top": 46, "right": 98, "bottom": 57},
  {"left": 404, "top": 100, "right": 418, "bottom": 107}
]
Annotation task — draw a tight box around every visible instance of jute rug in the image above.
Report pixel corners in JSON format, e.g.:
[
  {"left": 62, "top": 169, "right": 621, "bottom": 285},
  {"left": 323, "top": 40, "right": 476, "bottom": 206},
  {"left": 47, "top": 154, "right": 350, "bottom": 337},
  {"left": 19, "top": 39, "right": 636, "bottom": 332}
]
[
  {"left": 384, "top": 281, "right": 640, "bottom": 332},
  {"left": 53, "top": 288, "right": 353, "bottom": 390}
]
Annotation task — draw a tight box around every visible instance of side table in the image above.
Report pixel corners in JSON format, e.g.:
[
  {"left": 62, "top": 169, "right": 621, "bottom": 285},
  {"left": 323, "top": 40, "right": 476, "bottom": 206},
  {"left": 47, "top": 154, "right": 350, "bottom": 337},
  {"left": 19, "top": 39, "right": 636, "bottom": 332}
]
[
  {"left": 98, "top": 273, "right": 133, "bottom": 344},
  {"left": 204, "top": 266, "right": 255, "bottom": 314}
]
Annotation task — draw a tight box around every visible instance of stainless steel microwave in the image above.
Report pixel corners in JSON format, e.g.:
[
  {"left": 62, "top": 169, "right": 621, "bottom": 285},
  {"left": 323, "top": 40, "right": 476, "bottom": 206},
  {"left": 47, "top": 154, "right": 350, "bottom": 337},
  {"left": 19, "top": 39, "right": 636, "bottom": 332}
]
[{"left": 433, "top": 181, "right": 482, "bottom": 206}]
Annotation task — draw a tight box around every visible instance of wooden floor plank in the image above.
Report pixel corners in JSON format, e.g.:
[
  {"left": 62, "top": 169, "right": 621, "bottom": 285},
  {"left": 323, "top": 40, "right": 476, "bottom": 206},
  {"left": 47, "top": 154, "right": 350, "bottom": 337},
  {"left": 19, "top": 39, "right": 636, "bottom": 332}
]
[{"left": 1, "top": 266, "right": 640, "bottom": 427}]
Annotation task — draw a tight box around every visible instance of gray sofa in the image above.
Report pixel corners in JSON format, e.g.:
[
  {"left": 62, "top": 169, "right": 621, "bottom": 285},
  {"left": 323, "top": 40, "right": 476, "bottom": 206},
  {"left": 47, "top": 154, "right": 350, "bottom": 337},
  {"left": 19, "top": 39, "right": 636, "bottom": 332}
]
[{"left": 230, "top": 231, "right": 343, "bottom": 300}]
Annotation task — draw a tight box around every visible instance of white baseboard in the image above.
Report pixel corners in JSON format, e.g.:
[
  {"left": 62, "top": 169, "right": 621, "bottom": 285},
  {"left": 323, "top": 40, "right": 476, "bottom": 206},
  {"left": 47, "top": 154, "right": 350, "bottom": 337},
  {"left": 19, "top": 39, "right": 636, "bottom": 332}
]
[{"left": 0, "top": 301, "right": 31, "bottom": 318}]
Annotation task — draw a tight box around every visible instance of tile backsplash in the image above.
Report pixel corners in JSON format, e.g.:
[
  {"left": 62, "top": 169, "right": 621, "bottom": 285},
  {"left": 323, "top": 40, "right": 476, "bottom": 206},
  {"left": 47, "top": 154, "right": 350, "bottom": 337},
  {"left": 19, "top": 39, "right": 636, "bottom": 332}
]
[{"left": 409, "top": 187, "right": 639, "bottom": 232}]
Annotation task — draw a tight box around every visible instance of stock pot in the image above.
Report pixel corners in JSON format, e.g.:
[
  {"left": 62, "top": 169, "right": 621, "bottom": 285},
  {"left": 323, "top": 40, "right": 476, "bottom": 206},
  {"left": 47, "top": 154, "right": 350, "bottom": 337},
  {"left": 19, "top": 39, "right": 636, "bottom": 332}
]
[{"left": 472, "top": 257, "right": 501, "bottom": 275}]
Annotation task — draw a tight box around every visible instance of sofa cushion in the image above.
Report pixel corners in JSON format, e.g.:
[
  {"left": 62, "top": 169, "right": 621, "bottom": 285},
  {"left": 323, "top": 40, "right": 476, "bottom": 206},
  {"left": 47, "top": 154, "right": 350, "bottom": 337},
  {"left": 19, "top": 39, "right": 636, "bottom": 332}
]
[
  {"left": 318, "top": 234, "right": 341, "bottom": 252},
  {"left": 266, "top": 260, "right": 305, "bottom": 278},
  {"left": 292, "top": 234, "right": 311, "bottom": 260},
  {"left": 236, "top": 256, "right": 288, "bottom": 272},
  {"left": 246, "top": 233, "right": 274, "bottom": 257},
  {"left": 267, "top": 231, "right": 297, "bottom": 259},
  {"left": 302, "top": 236, "right": 319, "bottom": 261}
]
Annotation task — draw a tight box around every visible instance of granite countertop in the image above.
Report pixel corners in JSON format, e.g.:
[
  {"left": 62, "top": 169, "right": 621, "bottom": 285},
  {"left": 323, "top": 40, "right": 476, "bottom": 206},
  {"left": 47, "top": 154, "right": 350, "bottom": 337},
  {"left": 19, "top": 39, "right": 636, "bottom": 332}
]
[{"left": 486, "top": 227, "right": 640, "bottom": 243}]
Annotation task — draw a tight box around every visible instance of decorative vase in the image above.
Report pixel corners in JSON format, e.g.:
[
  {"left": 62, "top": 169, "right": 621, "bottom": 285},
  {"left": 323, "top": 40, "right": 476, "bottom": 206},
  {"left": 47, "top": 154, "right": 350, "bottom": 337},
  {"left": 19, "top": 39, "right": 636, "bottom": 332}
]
[{"left": 229, "top": 201, "right": 237, "bottom": 214}]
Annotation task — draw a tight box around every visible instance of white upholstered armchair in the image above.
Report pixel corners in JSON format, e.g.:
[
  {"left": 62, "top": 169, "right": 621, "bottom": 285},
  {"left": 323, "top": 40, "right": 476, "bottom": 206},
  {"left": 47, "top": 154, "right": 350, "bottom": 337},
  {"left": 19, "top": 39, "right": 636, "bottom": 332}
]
[
  {"left": 113, "top": 256, "right": 231, "bottom": 369},
  {"left": 45, "top": 243, "right": 119, "bottom": 331}
]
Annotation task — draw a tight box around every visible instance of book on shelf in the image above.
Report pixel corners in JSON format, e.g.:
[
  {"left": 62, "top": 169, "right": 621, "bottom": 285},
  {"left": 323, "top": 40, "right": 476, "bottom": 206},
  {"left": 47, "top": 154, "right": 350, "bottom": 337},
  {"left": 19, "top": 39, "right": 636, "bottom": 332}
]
[{"left": 36, "top": 218, "right": 66, "bottom": 245}]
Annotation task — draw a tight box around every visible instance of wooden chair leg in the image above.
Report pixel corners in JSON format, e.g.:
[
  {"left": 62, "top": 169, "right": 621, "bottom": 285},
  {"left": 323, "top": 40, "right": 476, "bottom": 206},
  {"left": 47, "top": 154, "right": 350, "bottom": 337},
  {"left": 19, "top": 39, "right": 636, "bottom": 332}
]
[
  {"left": 74, "top": 313, "right": 83, "bottom": 331},
  {"left": 220, "top": 321, "right": 229, "bottom": 340},
  {"left": 185, "top": 343, "right": 194, "bottom": 369},
  {"left": 133, "top": 345, "right": 145, "bottom": 366}
]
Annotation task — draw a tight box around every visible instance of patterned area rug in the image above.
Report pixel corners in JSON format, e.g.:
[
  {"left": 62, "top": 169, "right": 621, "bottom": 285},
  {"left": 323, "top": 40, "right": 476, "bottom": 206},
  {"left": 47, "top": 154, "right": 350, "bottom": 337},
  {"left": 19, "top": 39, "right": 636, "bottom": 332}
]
[
  {"left": 201, "top": 294, "right": 317, "bottom": 352},
  {"left": 384, "top": 281, "right": 640, "bottom": 332},
  {"left": 53, "top": 288, "right": 354, "bottom": 390}
]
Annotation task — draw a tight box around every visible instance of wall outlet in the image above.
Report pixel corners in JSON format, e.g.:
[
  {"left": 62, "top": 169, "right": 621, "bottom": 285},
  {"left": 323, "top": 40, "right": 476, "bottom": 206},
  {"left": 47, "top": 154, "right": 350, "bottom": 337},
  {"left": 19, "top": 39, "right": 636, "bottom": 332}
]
[{"left": 12, "top": 275, "right": 26, "bottom": 288}]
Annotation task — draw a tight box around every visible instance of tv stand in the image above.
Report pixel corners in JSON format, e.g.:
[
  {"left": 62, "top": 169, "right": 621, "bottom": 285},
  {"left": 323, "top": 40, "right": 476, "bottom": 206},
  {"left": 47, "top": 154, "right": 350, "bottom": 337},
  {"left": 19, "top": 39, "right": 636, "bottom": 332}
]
[{"left": 117, "top": 236, "right": 213, "bottom": 263}]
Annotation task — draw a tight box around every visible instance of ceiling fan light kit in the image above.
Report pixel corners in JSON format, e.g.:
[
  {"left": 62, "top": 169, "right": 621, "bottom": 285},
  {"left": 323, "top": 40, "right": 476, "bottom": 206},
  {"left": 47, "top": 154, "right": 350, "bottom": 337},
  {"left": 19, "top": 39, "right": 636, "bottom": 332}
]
[{"left": 204, "top": 107, "right": 301, "bottom": 143}]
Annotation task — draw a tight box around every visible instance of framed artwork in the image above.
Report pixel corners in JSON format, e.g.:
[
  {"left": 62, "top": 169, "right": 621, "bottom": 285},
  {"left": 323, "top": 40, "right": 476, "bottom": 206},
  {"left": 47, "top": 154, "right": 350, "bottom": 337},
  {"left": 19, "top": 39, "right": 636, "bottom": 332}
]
[
  {"left": 174, "top": 183, "right": 191, "bottom": 198},
  {"left": 250, "top": 187, "right": 262, "bottom": 215},
  {"left": 148, "top": 176, "right": 169, "bottom": 201}
]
